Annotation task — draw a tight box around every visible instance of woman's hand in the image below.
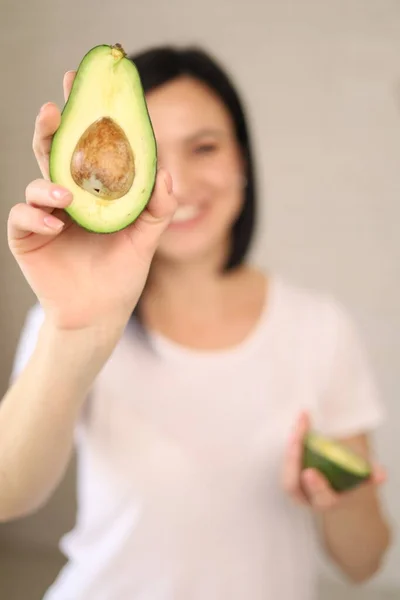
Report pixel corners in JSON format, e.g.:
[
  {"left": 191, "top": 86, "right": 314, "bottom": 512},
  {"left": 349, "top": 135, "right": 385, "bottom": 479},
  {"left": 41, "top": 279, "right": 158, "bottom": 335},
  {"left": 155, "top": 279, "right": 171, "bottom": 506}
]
[
  {"left": 8, "top": 71, "right": 176, "bottom": 334},
  {"left": 282, "top": 411, "right": 387, "bottom": 511}
]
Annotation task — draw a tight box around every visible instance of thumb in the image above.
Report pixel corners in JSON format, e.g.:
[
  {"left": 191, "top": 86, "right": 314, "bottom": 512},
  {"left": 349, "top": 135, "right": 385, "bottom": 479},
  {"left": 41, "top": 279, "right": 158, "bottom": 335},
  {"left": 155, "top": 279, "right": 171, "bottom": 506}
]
[
  {"left": 63, "top": 70, "right": 76, "bottom": 102},
  {"left": 127, "top": 169, "right": 177, "bottom": 261}
]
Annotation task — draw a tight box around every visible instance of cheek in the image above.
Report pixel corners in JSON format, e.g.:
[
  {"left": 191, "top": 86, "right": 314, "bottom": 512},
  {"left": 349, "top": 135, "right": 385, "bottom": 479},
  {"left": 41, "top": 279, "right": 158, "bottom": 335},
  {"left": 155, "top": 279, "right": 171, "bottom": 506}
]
[{"left": 204, "top": 153, "right": 243, "bottom": 203}]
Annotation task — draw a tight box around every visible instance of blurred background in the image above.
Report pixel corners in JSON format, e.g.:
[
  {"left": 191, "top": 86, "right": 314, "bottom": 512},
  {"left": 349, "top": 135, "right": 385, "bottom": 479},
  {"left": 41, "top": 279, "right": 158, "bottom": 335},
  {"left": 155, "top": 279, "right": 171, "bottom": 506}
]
[{"left": 0, "top": 0, "right": 399, "bottom": 598}]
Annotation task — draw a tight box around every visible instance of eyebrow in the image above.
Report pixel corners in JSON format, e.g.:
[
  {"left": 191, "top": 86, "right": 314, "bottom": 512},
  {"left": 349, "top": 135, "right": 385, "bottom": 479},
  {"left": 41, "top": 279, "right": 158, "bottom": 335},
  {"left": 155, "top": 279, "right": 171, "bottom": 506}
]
[{"left": 185, "top": 128, "right": 226, "bottom": 142}]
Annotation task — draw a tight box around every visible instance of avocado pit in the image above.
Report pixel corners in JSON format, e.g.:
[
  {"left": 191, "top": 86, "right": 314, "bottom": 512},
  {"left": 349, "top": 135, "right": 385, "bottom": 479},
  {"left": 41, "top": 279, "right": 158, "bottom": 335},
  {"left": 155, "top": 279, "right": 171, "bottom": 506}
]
[{"left": 70, "top": 117, "right": 135, "bottom": 200}]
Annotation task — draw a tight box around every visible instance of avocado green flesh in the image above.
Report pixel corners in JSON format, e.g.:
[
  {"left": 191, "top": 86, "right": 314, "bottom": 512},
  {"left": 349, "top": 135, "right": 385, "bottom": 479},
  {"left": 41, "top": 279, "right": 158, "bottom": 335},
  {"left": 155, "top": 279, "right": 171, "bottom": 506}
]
[
  {"left": 303, "top": 432, "right": 372, "bottom": 492},
  {"left": 49, "top": 44, "right": 157, "bottom": 234}
]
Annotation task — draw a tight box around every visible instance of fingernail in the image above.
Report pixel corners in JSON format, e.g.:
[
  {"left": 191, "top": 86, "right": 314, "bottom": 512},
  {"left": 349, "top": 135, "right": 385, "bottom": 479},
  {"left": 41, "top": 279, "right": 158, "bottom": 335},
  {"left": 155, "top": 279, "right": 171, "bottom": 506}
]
[
  {"left": 303, "top": 469, "right": 315, "bottom": 484},
  {"left": 51, "top": 188, "right": 71, "bottom": 202},
  {"left": 44, "top": 215, "right": 64, "bottom": 231},
  {"left": 163, "top": 171, "right": 173, "bottom": 195},
  {"left": 39, "top": 102, "right": 50, "bottom": 115}
]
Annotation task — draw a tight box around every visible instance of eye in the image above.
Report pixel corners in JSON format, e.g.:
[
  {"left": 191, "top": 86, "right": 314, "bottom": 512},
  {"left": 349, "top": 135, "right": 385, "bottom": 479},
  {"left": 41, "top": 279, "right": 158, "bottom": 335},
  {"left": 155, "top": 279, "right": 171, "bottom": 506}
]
[{"left": 194, "top": 143, "right": 217, "bottom": 155}]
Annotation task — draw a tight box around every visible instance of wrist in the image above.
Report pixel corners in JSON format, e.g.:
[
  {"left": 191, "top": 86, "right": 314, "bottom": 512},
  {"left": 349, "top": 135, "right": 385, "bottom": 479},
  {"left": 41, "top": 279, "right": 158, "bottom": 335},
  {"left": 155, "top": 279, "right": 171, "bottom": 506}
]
[{"left": 35, "top": 318, "right": 122, "bottom": 386}]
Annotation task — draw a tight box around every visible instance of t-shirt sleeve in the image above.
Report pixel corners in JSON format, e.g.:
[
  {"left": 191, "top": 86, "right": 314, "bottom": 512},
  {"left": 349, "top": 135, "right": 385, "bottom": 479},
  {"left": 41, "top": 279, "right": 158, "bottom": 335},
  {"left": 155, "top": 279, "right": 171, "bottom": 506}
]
[
  {"left": 313, "top": 299, "right": 385, "bottom": 439},
  {"left": 10, "top": 302, "right": 45, "bottom": 384}
]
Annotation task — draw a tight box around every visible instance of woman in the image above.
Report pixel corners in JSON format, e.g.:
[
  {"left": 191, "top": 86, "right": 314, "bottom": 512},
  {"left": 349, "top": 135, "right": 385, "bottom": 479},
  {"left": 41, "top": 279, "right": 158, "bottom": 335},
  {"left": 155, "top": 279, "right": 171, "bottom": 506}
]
[{"left": 2, "top": 45, "right": 391, "bottom": 599}]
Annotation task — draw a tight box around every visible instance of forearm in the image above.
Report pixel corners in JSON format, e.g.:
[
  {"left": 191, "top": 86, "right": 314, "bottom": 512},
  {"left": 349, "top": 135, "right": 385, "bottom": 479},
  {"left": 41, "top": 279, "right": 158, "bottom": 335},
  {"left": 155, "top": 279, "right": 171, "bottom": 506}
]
[
  {"left": 320, "top": 485, "right": 391, "bottom": 582},
  {"left": 0, "top": 320, "right": 115, "bottom": 521}
]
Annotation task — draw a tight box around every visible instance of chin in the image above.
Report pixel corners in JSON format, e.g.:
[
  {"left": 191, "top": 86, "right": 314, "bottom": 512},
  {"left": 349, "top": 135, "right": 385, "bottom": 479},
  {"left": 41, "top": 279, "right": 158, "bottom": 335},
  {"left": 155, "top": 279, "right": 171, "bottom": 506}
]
[{"left": 157, "top": 226, "right": 230, "bottom": 265}]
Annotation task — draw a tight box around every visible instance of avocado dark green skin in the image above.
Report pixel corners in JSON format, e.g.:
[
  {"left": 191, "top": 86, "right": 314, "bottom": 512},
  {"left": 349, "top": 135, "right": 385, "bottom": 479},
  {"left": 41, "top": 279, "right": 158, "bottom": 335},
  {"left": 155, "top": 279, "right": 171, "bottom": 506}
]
[{"left": 302, "top": 445, "right": 371, "bottom": 493}]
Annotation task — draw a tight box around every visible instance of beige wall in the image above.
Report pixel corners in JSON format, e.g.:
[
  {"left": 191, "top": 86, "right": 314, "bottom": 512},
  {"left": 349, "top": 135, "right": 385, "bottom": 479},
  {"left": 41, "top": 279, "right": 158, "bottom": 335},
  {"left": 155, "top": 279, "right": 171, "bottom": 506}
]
[{"left": 0, "top": 0, "right": 399, "bottom": 596}]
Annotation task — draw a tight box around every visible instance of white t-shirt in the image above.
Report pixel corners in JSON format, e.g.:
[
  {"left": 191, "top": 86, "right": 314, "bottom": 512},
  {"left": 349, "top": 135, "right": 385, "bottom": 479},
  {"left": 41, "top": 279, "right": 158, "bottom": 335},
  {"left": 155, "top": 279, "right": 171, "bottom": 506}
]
[{"left": 11, "top": 275, "right": 384, "bottom": 600}]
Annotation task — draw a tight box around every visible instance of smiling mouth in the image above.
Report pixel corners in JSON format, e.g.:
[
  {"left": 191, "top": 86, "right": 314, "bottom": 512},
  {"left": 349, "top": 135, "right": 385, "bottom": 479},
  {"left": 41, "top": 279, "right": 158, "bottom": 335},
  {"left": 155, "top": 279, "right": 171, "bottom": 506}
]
[{"left": 171, "top": 204, "right": 202, "bottom": 224}]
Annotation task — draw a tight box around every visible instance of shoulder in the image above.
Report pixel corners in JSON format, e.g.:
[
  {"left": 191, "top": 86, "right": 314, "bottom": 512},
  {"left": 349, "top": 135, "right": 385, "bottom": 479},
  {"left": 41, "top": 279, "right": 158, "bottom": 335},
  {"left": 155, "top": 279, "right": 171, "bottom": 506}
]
[
  {"left": 272, "top": 274, "right": 355, "bottom": 335},
  {"left": 270, "top": 274, "right": 371, "bottom": 374},
  {"left": 272, "top": 277, "right": 384, "bottom": 435}
]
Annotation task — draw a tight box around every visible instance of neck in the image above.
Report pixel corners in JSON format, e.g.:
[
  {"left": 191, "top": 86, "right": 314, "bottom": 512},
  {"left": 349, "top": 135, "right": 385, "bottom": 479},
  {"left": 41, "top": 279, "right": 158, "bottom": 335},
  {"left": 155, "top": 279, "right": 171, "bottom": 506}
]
[{"left": 143, "top": 241, "right": 235, "bottom": 313}]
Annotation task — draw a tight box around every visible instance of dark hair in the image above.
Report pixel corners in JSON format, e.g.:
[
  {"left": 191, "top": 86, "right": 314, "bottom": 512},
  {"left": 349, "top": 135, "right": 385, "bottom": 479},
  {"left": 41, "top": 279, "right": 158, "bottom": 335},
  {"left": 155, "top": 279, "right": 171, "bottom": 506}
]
[{"left": 128, "top": 45, "right": 258, "bottom": 270}]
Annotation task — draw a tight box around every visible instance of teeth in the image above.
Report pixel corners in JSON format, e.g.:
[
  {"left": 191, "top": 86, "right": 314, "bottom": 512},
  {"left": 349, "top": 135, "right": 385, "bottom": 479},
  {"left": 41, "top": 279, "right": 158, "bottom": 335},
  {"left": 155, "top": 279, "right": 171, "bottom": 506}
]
[{"left": 171, "top": 205, "right": 201, "bottom": 223}]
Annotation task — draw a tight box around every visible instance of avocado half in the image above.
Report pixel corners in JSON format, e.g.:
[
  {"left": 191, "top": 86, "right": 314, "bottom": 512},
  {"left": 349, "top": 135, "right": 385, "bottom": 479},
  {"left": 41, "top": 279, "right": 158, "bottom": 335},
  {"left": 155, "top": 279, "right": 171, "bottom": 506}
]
[
  {"left": 302, "top": 431, "right": 372, "bottom": 492},
  {"left": 49, "top": 43, "right": 157, "bottom": 234}
]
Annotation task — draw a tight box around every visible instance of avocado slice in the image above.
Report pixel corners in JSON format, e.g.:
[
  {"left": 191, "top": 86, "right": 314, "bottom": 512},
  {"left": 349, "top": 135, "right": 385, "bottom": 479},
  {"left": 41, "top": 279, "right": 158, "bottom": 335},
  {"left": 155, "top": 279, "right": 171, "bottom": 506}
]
[
  {"left": 302, "top": 431, "right": 372, "bottom": 492},
  {"left": 49, "top": 43, "right": 157, "bottom": 233}
]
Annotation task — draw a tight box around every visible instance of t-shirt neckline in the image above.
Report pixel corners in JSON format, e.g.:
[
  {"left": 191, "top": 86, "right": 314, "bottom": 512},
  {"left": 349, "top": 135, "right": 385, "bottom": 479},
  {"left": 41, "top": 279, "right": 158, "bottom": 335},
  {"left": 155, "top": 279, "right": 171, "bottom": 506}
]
[{"left": 146, "top": 274, "right": 280, "bottom": 365}]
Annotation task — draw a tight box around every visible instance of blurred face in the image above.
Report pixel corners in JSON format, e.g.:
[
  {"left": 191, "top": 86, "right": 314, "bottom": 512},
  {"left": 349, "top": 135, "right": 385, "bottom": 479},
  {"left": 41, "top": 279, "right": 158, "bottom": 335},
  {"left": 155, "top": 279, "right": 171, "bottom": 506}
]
[{"left": 145, "top": 76, "right": 246, "bottom": 265}]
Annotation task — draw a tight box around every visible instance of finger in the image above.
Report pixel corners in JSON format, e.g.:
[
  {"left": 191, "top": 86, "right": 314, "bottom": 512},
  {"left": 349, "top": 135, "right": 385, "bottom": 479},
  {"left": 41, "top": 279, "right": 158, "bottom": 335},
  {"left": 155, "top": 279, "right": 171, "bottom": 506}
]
[
  {"left": 32, "top": 103, "right": 61, "bottom": 179},
  {"left": 301, "top": 468, "right": 338, "bottom": 510},
  {"left": 140, "top": 170, "right": 174, "bottom": 220},
  {"left": 63, "top": 70, "right": 76, "bottom": 102},
  {"left": 128, "top": 169, "right": 177, "bottom": 260},
  {"left": 282, "top": 436, "right": 308, "bottom": 504},
  {"left": 8, "top": 203, "right": 65, "bottom": 243},
  {"left": 371, "top": 464, "right": 387, "bottom": 486},
  {"left": 26, "top": 179, "right": 73, "bottom": 212},
  {"left": 281, "top": 411, "right": 311, "bottom": 503}
]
